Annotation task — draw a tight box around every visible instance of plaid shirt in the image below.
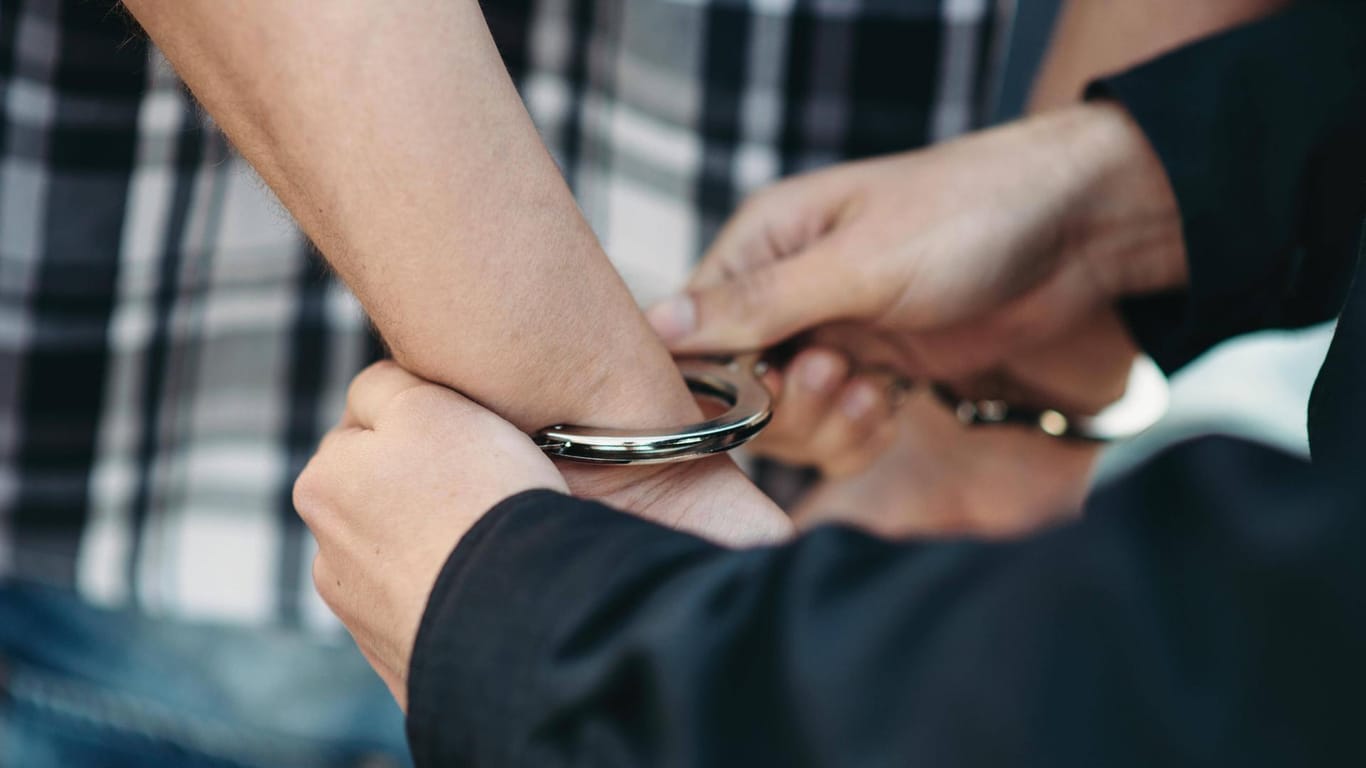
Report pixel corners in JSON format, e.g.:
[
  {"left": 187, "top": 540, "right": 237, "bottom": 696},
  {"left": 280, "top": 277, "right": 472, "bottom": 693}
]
[{"left": 0, "top": 0, "right": 1010, "bottom": 628}]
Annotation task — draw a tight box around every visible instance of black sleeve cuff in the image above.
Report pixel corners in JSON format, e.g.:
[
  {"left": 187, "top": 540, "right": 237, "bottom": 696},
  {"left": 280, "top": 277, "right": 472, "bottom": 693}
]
[
  {"left": 1087, "top": 2, "right": 1366, "bottom": 372},
  {"left": 404, "top": 488, "right": 720, "bottom": 767}
]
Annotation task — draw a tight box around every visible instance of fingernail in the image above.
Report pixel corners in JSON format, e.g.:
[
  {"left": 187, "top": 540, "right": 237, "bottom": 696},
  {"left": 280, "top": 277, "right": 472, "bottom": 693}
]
[
  {"left": 799, "top": 353, "right": 841, "bottom": 393},
  {"left": 841, "top": 383, "right": 880, "bottom": 420},
  {"left": 647, "top": 295, "right": 696, "bottom": 343}
]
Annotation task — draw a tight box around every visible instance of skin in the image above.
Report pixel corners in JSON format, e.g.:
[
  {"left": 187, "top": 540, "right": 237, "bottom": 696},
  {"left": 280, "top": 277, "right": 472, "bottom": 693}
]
[
  {"left": 649, "top": 104, "right": 1183, "bottom": 377},
  {"left": 302, "top": 100, "right": 1184, "bottom": 708},
  {"left": 792, "top": 392, "right": 1098, "bottom": 539},
  {"left": 743, "top": 347, "right": 898, "bottom": 479},
  {"left": 116, "top": 0, "right": 792, "bottom": 710},
  {"left": 770, "top": 310, "right": 1134, "bottom": 534},
  {"left": 190, "top": 0, "right": 1287, "bottom": 706},
  {"left": 648, "top": 102, "right": 1179, "bottom": 499},
  {"left": 693, "top": 0, "right": 1290, "bottom": 532},
  {"left": 297, "top": 362, "right": 569, "bottom": 707},
  {"left": 118, "top": 1, "right": 794, "bottom": 547}
]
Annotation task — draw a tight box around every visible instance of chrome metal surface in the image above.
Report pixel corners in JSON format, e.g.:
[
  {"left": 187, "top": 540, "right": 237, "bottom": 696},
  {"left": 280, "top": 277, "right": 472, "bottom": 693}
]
[
  {"left": 533, "top": 353, "right": 773, "bottom": 465},
  {"left": 932, "top": 355, "right": 1170, "bottom": 442}
]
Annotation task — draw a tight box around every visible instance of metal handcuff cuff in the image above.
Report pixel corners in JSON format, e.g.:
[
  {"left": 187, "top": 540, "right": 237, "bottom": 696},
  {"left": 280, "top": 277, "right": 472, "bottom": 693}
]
[
  {"left": 533, "top": 353, "right": 774, "bottom": 465},
  {"left": 532, "top": 352, "right": 1171, "bottom": 465}
]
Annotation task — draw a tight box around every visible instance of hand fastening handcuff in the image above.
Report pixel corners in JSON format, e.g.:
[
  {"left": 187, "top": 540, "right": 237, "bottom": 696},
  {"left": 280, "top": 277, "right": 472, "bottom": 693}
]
[{"left": 532, "top": 353, "right": 1170, "bottom": 465}]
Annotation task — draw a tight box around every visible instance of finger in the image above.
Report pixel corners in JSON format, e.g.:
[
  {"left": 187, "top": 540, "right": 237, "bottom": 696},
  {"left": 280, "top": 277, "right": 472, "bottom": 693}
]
[
  {"left": 806, "top": 378, "right": 894, "bottom": 477},
  {"left": 648, "top": 241, "right": 865, "bottom": 354},
  {"left": 688, "top": 201, "right": 783, "bottom": 291},
  {"left": 690, "top": 171, "right": 857, "bottom": 291},
  {"left": 294, "top": 444, "right": 350, "bottom": 532},
  {"left": 345, "top": 360, "right": 429, "bottom": 429},
  {"left": 338, "top": 408, "right": 362, "bottom": 431},
  {"left": 749, "top": 349, "right": 849, "bottom": 459},
  {"left": 760, "top": 367, "right": 784, "bottom": 398}
]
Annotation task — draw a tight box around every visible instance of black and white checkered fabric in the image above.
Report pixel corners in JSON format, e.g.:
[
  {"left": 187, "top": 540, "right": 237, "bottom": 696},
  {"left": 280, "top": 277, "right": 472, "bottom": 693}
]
[{"left": 0, "top": 0, "right": 1010, "bottom": 627}]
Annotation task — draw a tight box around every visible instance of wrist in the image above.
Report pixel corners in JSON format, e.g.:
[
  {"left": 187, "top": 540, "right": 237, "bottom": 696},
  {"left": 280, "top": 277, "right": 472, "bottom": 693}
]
[
  {"left": 562, "top": 457, "right": 794, "bottom": 548},
  {"left": 1054, "top": 102, "right": 1188, "bottom": 300},
  {"left": 557, "top": 332, "right": 794, "bottom": 547},
  {"left": 569, "top": 319, "right": 709, "bottom": 430},
  {"left": 644, "top": 458, "right": 795, "bottom": 547}
]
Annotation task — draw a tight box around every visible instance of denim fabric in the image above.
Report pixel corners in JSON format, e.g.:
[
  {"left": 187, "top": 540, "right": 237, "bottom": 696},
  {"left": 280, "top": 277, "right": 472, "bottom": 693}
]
[{"left": 0, "top": 582, "right": 409, "bottom": 768}]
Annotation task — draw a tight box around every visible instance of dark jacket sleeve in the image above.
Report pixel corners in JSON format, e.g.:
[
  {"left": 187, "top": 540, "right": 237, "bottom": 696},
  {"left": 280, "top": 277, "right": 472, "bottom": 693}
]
[
  {"left": 406, "top": 440, "right": 1366, "bottom": 768},
  {"left": 1090, "top": 1, "right": 1366, "bottom": 372},
  {"left": 402, "top": 7, "right": 1366, "bottom": 766}
]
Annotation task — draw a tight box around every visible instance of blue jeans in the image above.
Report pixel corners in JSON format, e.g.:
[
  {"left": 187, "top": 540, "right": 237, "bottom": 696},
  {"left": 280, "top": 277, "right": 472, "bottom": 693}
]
[{"left": 0, "top": 582, "right": 410, "bottom": 768}]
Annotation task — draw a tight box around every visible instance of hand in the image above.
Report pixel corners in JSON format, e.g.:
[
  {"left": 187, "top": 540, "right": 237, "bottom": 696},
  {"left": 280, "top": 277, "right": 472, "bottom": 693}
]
[
  {"left": 294, "top": 361, "right": 568, "bottom": 709},
  {"left": 792, "top": 394, "right": 1095, "bottom": 539},
  {"left": 791, "top": 310, "right": 1137, "bottom": 538},
  {"left": 646, "top": 106, "right": 1169, "bottom": 532},
  {"left": 295, "top": 362, "right": 794, "bottom": 709},
  {"left": 741, "top": 347, "right": 899, "bottom": 478},
  {"left": 647, "top": 102, "right": 1184, "bottom": 382}
]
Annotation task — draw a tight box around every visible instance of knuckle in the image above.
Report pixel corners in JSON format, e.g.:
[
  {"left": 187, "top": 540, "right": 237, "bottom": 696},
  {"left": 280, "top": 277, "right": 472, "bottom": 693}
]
[
  {"left": 346, "top": 359, "right": 400, "bottom": 402},
  {"left": 345, "top": 366, "right": 374, "bottom": 408},
  {"left": 316, "top": 426, "right": 346, "bottom": 455},
  {"left": 293, "top": 463, "right": 324, "bottom": 520},
  {"left": 389, "top": 382, "right": 459, "bottom": 424},
  {"left": 311, "top": 555, "right": 336, "bottom": 605}
]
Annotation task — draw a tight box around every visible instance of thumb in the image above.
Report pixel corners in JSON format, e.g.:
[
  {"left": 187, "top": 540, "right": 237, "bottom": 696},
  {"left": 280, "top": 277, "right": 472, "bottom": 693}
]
[{"left": 647, "top": 246, "right": 860, "bottom": 353}]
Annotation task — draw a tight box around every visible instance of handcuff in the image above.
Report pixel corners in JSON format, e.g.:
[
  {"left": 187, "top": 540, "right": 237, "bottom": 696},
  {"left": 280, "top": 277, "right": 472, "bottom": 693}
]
[
  {"left": 928, "top": 355, "right": 1171, "bottom": 443},
  {"left": 532, "top": 353, "right": 1170, "bottom": 465},
  {"left": 533, "top": 353, "right": 774, "bottom": 465}
]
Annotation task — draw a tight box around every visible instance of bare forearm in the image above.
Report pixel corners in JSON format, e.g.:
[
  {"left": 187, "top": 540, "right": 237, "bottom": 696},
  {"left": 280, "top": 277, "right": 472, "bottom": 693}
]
[
  {"left": 122, "top": 1, "right": 792, "bottom": 546},
  {"left": 122, "top": 0, "right": 698, "bottom": 433},
  {"left": 1029, "top": 0, "right": 1291, "bottom": 113}
]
